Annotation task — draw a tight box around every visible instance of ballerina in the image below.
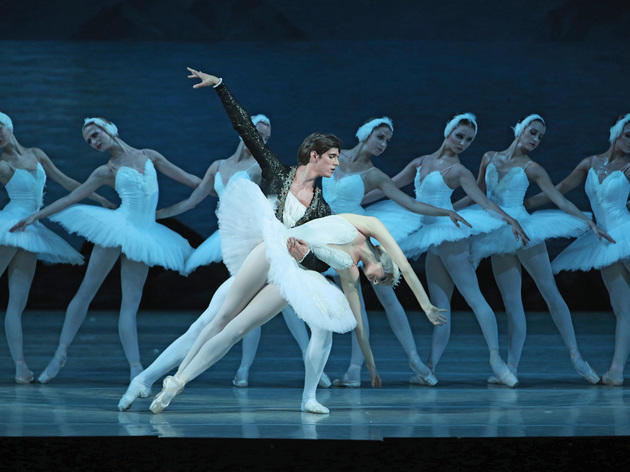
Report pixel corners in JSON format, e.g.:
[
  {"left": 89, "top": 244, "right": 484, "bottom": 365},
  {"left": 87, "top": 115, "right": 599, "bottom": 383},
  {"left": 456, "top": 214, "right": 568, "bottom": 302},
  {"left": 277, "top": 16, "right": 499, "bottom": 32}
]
[
  {"left": 318, "top": 116, "right": 470, "bottom": 387},
  {"left": 365, "top": 113, "right": 528, "bottom": 386},
  {"left": 0, "top": 112, "right": 110, "bottom": 383},
  {"left": 459, "top": 114, "right": 607, "bottom": 384},
  {"left": 148, "top": 178, "right": 446, "bottom": 414},
  {"left": 118, "top": 66, "right": 342, "bottom": 412},
  {"left": 528, "top": 114, "right": 630, "bottom": 386},
  {"left": 11, "top": 117, "right": 200, "bottom": 383}
]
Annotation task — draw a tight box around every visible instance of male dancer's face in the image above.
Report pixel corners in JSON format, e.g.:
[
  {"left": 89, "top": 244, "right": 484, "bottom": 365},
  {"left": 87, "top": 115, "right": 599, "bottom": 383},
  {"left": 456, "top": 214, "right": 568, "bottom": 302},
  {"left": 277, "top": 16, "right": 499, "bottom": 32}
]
[{"left": 311, "top": 147, "right": 340, "bottom": 177}]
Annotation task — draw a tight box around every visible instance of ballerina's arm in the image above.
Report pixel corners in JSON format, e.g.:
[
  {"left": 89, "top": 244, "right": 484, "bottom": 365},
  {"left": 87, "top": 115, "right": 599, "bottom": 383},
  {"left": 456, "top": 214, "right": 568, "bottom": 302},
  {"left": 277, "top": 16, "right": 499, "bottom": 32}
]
[
  {"left": 34, "top": 148, "right": 115, "bottom": 208},
  {"left": 144, "top": 149, "right": 201, "bottom": 188},
  {"left": 525, "top": 157, "right": 591, "bottom": 210},
  {"left": 527, "top": 161, "right": 614, "bottom": 243},
  {"left": 338, "top": 267, "right": 381, "bottom": 387},
  {"left": 156, "top": 162, "right": 218, "bottom": 219},
  {"left": 10, "top": 165, "right": 113, "bottom": 232},
  {"left": 340, "top": 214, "right": 447, "bottom": 326},
  {"left": 453, "top": 152, "right": 492, "bottom": 210},
  {"left": 363, "top": 168, "right": 471, "bottom": 227},
  {"left": 361, "top": 156, "right": 422, "bottom": 204}
]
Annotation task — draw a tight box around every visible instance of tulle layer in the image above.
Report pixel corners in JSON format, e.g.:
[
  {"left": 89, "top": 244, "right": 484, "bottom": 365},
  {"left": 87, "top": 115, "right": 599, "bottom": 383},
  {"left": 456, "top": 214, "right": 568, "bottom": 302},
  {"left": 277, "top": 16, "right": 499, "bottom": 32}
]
[
  {"left": 471, "top": 208, "right": 589, "bottom": 265},
  {"left": 400, "top": 206, "right": 504, "bottom": 260},
  {"left": 218, "top": 179, "right": 356, "bottom": 333},
  {"left": 0, "top": 210, "right": 83, "bottom": 264},
  {"left": 552, "top": 217, "right": 630, "bottom": 272},
  {"left": 50, "top": 205, "right": 192, "bottom": 271},
  {"left": 365, "top": 200, "right": 422, "bottom": 241},
  {"left": 184, "top": 230, "right": 222, "bottom": 274}
]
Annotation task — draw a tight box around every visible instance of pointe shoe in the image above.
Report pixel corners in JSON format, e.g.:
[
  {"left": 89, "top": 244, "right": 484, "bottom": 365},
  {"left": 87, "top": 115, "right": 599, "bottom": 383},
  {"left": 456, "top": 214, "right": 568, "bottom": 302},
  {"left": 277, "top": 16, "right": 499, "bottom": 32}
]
[
  {"left": 601, "top": 371, "right": 624, "bottom": 387},
  {"left": 232, "top": 367, "right": 249, "bottom": 388},
  {"left": 488, "top": 366, "right": 517, "bottom": 385},
  {"left": 15, "top": 361, "right": 34, "bottom": 384},
  {"left": 38, "top": 350, "right": 67, "bottom": 384},
  {"left": 118, "top": 378, "right": 152, "bottom": 411},
  {"left": 571, "top": 357, "right": 600, "bottom": 385},
  {"left": 490, "top": 358, "right": 518, "bottom": 388},
  {"left": 331, "top": 377, "right": 361, "bottom": 388},
  {"left": 410, "top": 372, "right": 438, "bottom": 386},
  {"left": 301, "top": 398, "right": 330, "bottom": 414},
  {"left": 149, "top": 376, "right": 184, "bottom": 414},
  {"left": 318, "top": 372, "right": 332, "bottom": 389}
]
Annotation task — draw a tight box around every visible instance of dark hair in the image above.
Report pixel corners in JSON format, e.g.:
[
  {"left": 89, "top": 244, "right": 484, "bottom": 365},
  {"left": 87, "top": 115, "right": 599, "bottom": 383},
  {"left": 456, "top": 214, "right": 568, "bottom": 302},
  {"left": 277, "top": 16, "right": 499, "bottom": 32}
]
[
  {"left": 297, "top": 133, "right": 342, "bottom": 165},
  {"left": 457, "top": 119, "right": 476, "bottom": 130}
]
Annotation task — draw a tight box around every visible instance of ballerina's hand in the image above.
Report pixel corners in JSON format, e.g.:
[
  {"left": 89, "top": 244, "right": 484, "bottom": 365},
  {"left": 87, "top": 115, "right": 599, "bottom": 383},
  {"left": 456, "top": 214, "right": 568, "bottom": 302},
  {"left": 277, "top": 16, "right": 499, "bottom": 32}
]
[
  {"left": 187, "top": 67, "right": 221, "bottom": 88},
  {"left": 99, "top": 198, "right": 116, "bottom": 209},
  {"left": 287, "top": 237, "right": 310, "bottom": 262},
  {"left": 510, "top": 219, "right": 530, "bottom": 246},
  {"left": 368, "top": 365, "right": 382, "bottom": 388},
  {"left": 10, "top": 215, "right": 36, "bottom": 233},
  {"left": 590, "top": 222, "right": 616, "bottom": 244},
  {"left": 448, "top": 211, "right": 472, "bottom": 228},
  {"left": 425, "top": 305, "right": 447, "bottom": 326}
]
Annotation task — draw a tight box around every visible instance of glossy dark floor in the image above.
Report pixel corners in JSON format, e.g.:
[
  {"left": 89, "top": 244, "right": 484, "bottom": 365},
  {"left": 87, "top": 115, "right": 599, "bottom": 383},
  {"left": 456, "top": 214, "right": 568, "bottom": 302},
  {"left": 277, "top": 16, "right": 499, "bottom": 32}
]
[{"left": 0, "top": 310, "right": 627, "bottom": 438}]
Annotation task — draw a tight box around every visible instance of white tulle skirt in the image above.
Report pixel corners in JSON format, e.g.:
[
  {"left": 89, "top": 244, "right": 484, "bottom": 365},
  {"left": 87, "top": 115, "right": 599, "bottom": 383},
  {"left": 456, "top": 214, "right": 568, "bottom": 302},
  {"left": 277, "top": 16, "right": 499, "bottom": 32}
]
[
  {"left": 471, "top": 206, "right": 589, "bottom": 265},
  {"left": 0, "top": 205, "right": 83, "bottom": 265},
  {"left": 552, "top": 216, "right": 630, "bottom": 272},
  {"left": 399, "top": 206, "right": 504, "bottom": 260},
  {"left": 50, "top": 205, "right": 193, "bottom": 271},
  {"left": 364, "top": 200, "right": 423, "bottom": 242},
  {"left": 217, "top": 179, "right": 356, "bottom": 333},
  {"left": 184, "top": 230, "right": 222, "bottom": 274}
]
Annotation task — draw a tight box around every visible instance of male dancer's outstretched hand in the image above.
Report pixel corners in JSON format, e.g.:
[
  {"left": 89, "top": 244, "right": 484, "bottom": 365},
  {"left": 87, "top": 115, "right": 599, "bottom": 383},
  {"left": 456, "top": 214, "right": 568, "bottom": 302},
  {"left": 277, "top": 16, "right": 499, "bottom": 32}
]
[
  {"left": 187, "top": 67, "right": 221, "bottom": 88},
  {"left": 287, "top": 237, "right": 311, "bottom": 263}
]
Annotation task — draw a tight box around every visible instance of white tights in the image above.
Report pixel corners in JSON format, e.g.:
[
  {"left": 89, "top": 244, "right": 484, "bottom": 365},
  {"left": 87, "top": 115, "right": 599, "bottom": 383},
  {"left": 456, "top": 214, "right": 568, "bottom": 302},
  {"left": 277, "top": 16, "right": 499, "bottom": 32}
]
[
  {"left": 600, "top": 259, "right": 630, "bottom": 380},
  {"left": 40, "top": 245, "right": 149, "bottom": 381},
  {"left": 425, "top": 240, "right": 505, "bottom": 373},
  {"left": 0, "top": 246, "right": 37, "bottom": 381},
  {"left": 490, "top": 243, "right": 583, "bottom": 372}
]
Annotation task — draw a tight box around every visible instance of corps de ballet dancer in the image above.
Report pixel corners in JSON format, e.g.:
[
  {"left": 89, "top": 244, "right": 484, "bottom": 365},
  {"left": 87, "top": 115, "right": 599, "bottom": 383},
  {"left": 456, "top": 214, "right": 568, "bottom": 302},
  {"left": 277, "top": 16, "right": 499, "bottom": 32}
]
[
  {"left": 0, "top": 112, "right": 109, "bottom": 383},
  {"left": 148, "top": 177, "right": 446, "bottom": 414},
  {"left": 528, "top": 114, "right": 630, "bottom": 386},
  {"left": 155, "top": 113, "right": 330, "bottom": 389},
  {"left": 11, "top": 117, "right": 200, "bottom": 383},
  {"left": 365, "top": 113, "right": 528, "bottom": 386},
  {"left": 118, "top": 67, "right": 343, "bottom": 413},
  {"left": 459, "top": 114, "right": 607, "bottom": 384},
  {"left": 317, "top": 116, "right": 470, "bottom": 387}
]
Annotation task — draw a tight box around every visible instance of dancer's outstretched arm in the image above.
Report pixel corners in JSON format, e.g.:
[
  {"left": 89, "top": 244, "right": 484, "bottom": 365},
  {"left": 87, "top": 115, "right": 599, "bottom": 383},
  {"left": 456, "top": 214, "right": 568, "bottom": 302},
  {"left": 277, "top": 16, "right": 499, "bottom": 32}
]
[
  {"left": 34, "top": 148, "right": 114, "bottom": 208},
  {"left": 525, "top": 157, "right": 591, "bottom": 209},
  {"left": 157, "top": 163, "right": 217, "bottom": 219},
  {"left": 10, "top": 165, "right": 113, "bottom": 232},
  {"left": 145, "top": 149, "right": 201, "bottom": 189},
  {"left": 453, "top": 152, "right": 491, "bottom": 210},
  {"left": 361, "top": 157, "right": 422, "bottom": 204},
  {"left": 340, "top": 214, "right": 447, "bottom": 326}
]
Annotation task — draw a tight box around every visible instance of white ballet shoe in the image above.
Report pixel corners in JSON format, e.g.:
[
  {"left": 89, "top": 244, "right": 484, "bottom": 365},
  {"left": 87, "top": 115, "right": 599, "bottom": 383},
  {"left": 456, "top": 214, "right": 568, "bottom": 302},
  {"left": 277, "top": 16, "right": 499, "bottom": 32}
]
[
  {"left": 149, "top": 376, "right": 184, "bottom": 414},
  {"left": 488, "top": 366, "right": 517, "bottom": 385},
  {"left": 571, "top": 357, "right": 600, "bottom": 385},
  {"left": 409, "top": 372, "right": 438, "bottom": 386},
  {"left": 232, "top": 367, "right": 249, "bottom": 388},
  {"left": 489, "top": 357, "right": 518, "bottom": 388},
  {"left": 38, "top": 349, "right": 67, "bottom": 384},
  {"left": 15, "top": 361, "right": 34, "bottom": 384},
  {"left": 318, "top": 372, "right": 332, "bottom": 389},
  {"left": 118, "top": 378, "right": 152, "bottom": 411},
  {"left": 601, "top": 371, "right": 624, "bottom": 387},
  {"left": 301, "top": 398, "right": 330, "bottom": 414},
  {"left": 332, "top": 367, "right": 361, "bottom": 388}
]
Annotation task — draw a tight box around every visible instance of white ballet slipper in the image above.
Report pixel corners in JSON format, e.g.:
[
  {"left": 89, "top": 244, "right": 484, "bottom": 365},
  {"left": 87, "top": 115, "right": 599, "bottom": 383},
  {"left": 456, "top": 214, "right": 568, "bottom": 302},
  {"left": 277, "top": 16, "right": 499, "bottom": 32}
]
[
  {"left": 489, "top": 356, "right": 518, "bottom": 388},
  {"left": 318, "top": 372, "right": 332, "bottom": 388},
  {"left": 232, "top": 367, "right": 249, "bottom": 388},
  {"left": 571, "top": 357, "right": 600, "bottom": 385},
  {"left": 15, "top": 361, "right": 34, "bottom": 384},
  {"left": 38, "top": 348, "right": 67, "bottom": 384},
  {"left": 409, "top": 372, "right": 438, "bottom": 386},
  {"left": 301, "top": 398, "right": 330, "bottom": 414},
  {"left": 118, "top": 378, "right": 152, "bottom": 411},
  {"left": 601, "top": 371, "right": 624, "bottom": 387},
  {"left": 149, "top": 376, "right": 184, "bottom": 414}
]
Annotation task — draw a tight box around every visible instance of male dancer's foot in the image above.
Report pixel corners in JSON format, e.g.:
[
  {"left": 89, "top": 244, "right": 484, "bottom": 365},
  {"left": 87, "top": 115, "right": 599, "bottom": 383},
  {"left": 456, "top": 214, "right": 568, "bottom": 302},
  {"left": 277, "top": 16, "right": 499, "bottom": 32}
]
[
  {"left": 150, "top": 375, "right": 185, "bottom": 414},
  {"left": 118, "top": 375, "right": 152, "bottom": 411},
  {"left": 38, "top": 345, "right": 67, "bottom": 384},
  {"left": 332, "top": 365, "right": 361, "bottom": 388},
  {"left": 15, "top": 360, "right": 34, "bottom": 384}
]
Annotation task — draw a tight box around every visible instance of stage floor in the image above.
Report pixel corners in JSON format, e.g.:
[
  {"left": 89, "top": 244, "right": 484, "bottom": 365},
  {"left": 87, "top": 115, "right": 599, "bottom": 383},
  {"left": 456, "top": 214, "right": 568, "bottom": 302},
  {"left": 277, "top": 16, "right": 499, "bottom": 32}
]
[{"left": 0, "top": 310, "right": 627, "bottom": 439}]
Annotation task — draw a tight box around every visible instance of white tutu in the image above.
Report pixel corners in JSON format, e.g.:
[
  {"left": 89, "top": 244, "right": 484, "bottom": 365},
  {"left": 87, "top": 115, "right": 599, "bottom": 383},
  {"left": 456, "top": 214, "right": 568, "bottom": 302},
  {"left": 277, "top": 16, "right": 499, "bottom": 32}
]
[
  {"left": 1, "top": 163, "right": 82, "bottom": 264},
  {"left": 470, "top": 207, "right": 589, "bottom": 265},
  {"left": 184, "top": 230, "right": 222, "bottom": 274},
  {"left": 218, "top": 178, "right": 357, "bottom": 333},
  {"left": 365, "top": 200, "right": 422, "bottom": 242}
]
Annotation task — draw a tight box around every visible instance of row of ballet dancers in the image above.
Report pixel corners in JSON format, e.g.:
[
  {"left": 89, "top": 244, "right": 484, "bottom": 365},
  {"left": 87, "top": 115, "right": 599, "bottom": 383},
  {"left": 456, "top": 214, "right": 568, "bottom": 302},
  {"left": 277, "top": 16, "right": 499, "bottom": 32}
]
[{"left": 0, "top": 67, "right": 628, "bottom": 414}]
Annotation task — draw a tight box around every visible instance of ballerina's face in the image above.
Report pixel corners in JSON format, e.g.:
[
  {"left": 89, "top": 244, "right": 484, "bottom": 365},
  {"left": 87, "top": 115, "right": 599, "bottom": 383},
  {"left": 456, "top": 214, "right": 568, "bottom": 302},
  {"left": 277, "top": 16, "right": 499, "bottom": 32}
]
[
  {"left": 518, "top": 120, "right": 546, "bottom": 152},
  {"left": 445, "top": 124, "right": 476, "bottom": 154},
  {"left": 256, "top": 121, "right": 271, "bottom": 144},
  {"left": 82, "top": 124, "right": 115, "bottom": 152},
  {"left": 616, "top": 123, "right": 630, "bottom": 154},
  {"left": 312, "top": 147, "right": 340, "bottom": 177},
  {"left": 0, "top": 123, "right": 12, "bottom": 148},
  {"left": 362, "top": 260, "right": 388, "bottom": 285},
  {"left": 364, "top": 125, "right": 393, "bottom": 157}
]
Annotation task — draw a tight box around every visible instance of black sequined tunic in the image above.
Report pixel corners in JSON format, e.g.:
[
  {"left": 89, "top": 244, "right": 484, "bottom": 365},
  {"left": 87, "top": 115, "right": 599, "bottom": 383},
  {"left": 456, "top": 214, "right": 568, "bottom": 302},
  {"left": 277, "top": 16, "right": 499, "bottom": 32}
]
[{"left": 215, "top": 82, "right": 331, "bottom": 272}]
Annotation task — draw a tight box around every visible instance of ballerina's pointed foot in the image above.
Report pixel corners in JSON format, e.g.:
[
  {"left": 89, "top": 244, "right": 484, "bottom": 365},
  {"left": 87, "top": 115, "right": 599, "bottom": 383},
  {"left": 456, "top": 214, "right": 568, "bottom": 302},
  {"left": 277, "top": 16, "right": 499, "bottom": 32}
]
[
  {"left": 571, "top": 357, "right": 600, "bottom": 385},
  {"left": 149, "top": 375, "right": 185, "bottom": 414},
  {"left": 232, "top": 367, "right": 249, "bottom": 388},
  {"left": 118, "top": 378, "right": 152, "bottom": 411},
  {"left": 490, "top": 358, "right": 518, "bottom": 388},
  {"left": 410, "top": 372, "right": 438, "bottom": 386},
  {"left": 488, "top": 365, "right": 517, "bottom": 385},
  {"left": 37, "top": 349, "right": 67, "bottom": 384},
  {"left": 301, "top": 399, "right": 329, "bottom": 414},
  {"left": 332, "top": 367, "right": 361, "bottom": 388},
  {"left": 318, "top": 372, "right": 332, "bottom": 389},
  {"left": 15, "top": 361, "right": 34, "bottom": 384},
  {"left": 601, "top": 371, "right": 624, "bottom": 387}
]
